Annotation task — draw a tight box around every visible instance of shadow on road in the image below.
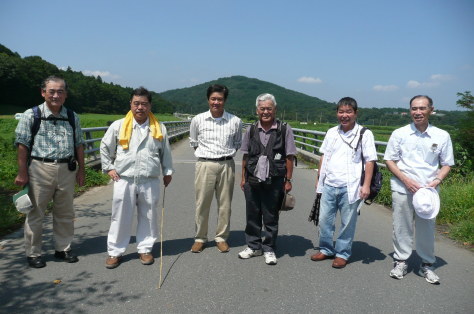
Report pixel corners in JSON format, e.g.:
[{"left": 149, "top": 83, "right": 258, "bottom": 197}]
[{"left": 351, "top": 241, "right": 387, "bottom": 264}]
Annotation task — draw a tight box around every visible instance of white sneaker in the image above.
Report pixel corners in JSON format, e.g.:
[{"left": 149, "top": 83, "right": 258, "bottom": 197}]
[
  {"left": 421, "top": 264, "right": 440, "bottom": 284},
  {"left": 390, "top": 261, "right": 407, "bottom": 279},
  {"left": 264, "top": 251, "right": 277, "bottom": 265},
  {"left": 238, "top": 247, "right": 263, "bottom": 259}
]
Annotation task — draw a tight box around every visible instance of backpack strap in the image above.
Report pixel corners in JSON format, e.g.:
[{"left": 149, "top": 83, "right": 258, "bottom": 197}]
[
  {"left": 66, "top": 108, "right": 77, "bottom": 159},
  {"left": 30, "top": 106, "right": 41, "bottom": 152},
  {"left": 358, "top": 127, "right": 367, "bottom": 172}
]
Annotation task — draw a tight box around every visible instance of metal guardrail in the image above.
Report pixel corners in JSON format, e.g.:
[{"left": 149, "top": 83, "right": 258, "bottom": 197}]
[
  {"left": 82, "top": 121, "right": 191, "bottom": 166},
  {"left": 84, "top": 121, "right": 387, "bottom": 167},
  {"left": 291, "top": 127, "right": 388, "bottom": 167}
]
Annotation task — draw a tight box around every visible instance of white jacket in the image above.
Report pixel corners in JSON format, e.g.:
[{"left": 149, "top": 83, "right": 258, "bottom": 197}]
[{"left": 100, "top": 118, "right": 174, "bottom": 181}]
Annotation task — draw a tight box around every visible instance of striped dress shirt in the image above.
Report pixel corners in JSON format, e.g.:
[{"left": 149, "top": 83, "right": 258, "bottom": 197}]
[{"left": 189, "top": 110, "right": 242, "bottom": 159}]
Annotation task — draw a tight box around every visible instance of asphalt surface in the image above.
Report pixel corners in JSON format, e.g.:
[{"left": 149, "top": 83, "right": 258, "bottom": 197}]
[{"left": 1, "top": 139, "right": 473, "bottom": 313}]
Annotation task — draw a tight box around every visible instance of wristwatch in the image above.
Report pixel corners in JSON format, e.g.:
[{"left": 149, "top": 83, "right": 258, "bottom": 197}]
[{"left": 286, "top": 178, "right": 293, "bottom": 183}]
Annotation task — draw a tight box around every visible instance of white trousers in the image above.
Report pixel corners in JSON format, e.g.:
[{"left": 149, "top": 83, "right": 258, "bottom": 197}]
[
  {"left": 392, "top": 192, "right": 436, "bottom": 264},
  {"left": 107, "top": 178, "right": 160, "bottom": 256}
]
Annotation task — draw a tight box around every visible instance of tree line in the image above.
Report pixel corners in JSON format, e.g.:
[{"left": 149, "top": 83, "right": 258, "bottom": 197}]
[
  {"left": 0, "top": 43, "right": 467, "bottom": 130},
  {"left": 0, "top": 44, "right": 175, "bottom": 115}
]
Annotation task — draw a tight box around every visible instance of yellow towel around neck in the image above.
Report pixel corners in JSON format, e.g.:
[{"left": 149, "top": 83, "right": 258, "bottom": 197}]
[{"left": 118, "top": 111, "right": 163, "bottom": 149}]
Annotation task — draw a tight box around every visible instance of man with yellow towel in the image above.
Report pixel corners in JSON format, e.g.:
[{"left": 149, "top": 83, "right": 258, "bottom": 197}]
[{"left": 100, "top": 87, "right": 174, "bottom": 269}]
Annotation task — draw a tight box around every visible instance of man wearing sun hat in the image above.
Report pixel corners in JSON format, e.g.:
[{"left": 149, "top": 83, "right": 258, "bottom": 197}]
[{"left": 384, "top": 95, "right": 454, "bottom": 284}]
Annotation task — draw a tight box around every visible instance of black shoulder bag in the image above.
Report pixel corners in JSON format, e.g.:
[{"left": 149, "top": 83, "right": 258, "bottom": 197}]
[{"left": 359, "top": 127, "right": 383, "bottom": 205}]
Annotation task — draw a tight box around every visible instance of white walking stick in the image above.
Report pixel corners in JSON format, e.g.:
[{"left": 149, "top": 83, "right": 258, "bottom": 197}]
[{"left": 158, "top": 185, "right": 166, "bottom": 289}]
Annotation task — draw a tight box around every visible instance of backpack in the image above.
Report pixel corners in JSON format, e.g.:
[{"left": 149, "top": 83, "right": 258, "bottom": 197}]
[
  {"left": 30, "top": 105, "right": 77, "bottom": 158},
  {"left": 358, "top": 127, "right": 383, "bottom": 205}
]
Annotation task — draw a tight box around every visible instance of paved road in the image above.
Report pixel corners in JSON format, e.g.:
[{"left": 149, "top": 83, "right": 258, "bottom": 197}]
[{"left": 1, "top": 139, "right": 473, "bottom": 313}]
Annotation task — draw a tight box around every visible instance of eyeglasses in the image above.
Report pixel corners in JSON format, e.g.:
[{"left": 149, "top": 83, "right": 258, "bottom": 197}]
[
  {"left": 209, "top": 97, "right": 224, "bottom": 103},
  {"left": 131, "top": 101, "right": 150, "bottom": 107},
  {"left": 44, "top": 89, "right": 65, "bottom": 96}
]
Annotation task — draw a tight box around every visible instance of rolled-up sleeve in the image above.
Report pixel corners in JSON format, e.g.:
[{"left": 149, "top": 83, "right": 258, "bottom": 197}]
[
  {"left": 14, "top": 110, "right": 33, "bottom": 149},
  {"left": 362, "top": 130, "right": 378, "bottom": 161},
  {"left": 383, "top": 130, "right": 401, "bottom": 161},
  {"left": 160, "top": 124, "right": 174, "bottom": 176},
  {"left": 233, "top": 119, "right": 243, "bottom": 150},
  {"left": 189, "top": 117, "right": 199, "bottom": 148},
  {"left": 440, "top": 134, "right": 454, "bottom": 166},
  {"left": 74, "top": 114, "right": 85, "bottom": 146},
  {"left": 100, "top": 121, "right": 119, "bottom": 173}
]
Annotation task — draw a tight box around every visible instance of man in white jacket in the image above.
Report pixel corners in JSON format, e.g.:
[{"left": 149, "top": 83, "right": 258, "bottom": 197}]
[
  {"left": 310, "top": 97, "right": 377, "bottom": 269},
  {"left": 100, "top": 87, "right": 173, "bottom": 269}
]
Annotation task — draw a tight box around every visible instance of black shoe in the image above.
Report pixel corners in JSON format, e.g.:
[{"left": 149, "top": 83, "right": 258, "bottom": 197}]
[
  {"left": 54, "top": 250, "right": 79, "bottom": 263},
  {"left": 27, "top": 256, "right": 46, "bottom": 268}
]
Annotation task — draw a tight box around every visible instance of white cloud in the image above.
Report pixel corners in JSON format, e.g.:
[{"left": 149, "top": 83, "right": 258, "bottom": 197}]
[
  {"left": 430, "top": 74, "right": 454, "bottom": 81},
  {"left": 82, "top": 70, "right": 120, "bottom": 79},
  {"left": 407, "top": 80, "right": 421, "bottom": 88},
  {"left": 407, "top": 73, "right": 454, "bottom": 89},
  {"left": 297, "top": 76, "right": 322, "bottom": 84},
  {"left": 373, "top": 84, "right": 399, "bottom": 92}
]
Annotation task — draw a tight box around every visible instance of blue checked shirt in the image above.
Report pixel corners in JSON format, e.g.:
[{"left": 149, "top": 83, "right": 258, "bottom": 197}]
[{"left": 15, "top": 103, "right": 85, "bottom": 159}]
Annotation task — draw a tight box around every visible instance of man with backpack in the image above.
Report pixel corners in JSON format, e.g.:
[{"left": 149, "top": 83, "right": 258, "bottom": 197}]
[
  {"left": 239, "top": 93, "right": 296, "bottom": 265},
  {"left": 310, "top": 97, "right": 377, "bottom": 268},
  {"left": 14, "top": 76, "right": 85, "bottom": 268}
]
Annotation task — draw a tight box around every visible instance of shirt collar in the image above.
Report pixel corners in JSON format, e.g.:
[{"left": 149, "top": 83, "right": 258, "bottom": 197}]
[
  {"left": 409, "top": 122, "right": 432, "bottom": 136},
  {"left": 41, "top": 102, "right": 67, "bottom": 118},
  {"left": 338, "top": 122, "right": 360, "bottom": 136},
  {"left": 257, "top": 120, "right": 278, "bottom": 131},
  {"left": 133, "top": 117, "right": 149, "bottom": 128},
  {"left": 205, "top": 110, "right": 229, "bottom": 121}
]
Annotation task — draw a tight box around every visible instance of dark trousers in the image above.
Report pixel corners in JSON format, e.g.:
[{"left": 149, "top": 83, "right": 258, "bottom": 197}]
[{"left": 243, "top": 177, "right": 285, "bottom": 252}]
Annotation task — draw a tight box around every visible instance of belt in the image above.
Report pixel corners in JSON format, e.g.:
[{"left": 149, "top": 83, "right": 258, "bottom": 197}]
[
  {"left": 31, "top": 156, "right": 70, "bottom": 163},
  {"left": 198, "top": 156, "right": 233, "bottom": 161}
]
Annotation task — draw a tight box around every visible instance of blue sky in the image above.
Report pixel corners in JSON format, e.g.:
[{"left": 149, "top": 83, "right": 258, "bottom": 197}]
[{"left": 1, "top": 0, "right": 473, "bottom": 110}]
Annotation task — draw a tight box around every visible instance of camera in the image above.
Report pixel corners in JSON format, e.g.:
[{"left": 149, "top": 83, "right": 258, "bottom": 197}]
[{"left": 68, "top": 156, "right": 77, "bottom": 171}]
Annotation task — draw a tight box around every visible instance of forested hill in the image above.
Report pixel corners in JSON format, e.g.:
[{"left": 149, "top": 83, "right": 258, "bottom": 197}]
[
  {"left": 160, "top": 75, "right": 466, "bottom": 125},
  {"left": 0, "top": 43, "right": 466, "bottom": 127},
  {"left": 160, "top": 75, "right": 338, "bottom": 121},
  {"left": 0, "top": 44, "right": 175, "bottom": 115}
]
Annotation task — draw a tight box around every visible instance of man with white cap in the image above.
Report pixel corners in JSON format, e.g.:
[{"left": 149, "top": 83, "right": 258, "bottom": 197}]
[{"left": 384, "top": 95, "right": 454, "bottom": 284}]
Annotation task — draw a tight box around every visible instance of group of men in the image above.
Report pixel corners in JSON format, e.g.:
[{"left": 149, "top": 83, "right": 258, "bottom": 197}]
[{"left": 15, "top": 76, "right": 453, "bottom": 284}]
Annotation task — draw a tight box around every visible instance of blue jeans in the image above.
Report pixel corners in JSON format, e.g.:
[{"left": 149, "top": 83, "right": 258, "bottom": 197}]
[{"left": 318, "top": 185, "right": 361, "bottom": 260}]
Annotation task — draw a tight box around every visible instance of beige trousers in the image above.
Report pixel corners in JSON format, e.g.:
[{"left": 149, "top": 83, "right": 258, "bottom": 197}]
[
  {"left": 25, "top": 159, "right": 76, "bottom": 257},
  {"left": 194, "top": 159, "right": 235, "bottom": 243}
]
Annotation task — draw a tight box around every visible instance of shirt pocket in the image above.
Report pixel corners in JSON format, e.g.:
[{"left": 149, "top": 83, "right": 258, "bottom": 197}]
[{"left": 424, "top": 149, "right": 441, "bottom": 165}]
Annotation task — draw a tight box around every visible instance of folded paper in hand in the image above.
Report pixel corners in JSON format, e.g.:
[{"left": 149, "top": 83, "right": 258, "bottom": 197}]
[{"left": 12, "top": 185, "right": 33, "bottom": 214}]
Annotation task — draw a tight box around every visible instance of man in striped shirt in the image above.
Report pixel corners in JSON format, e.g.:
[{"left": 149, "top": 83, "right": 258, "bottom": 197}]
[{"left": 189, "top": 84, "right": 243, "bottom": 253}]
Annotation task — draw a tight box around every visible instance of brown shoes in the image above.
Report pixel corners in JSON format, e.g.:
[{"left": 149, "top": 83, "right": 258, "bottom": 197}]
[
  {"left": 105, "top": 256, "right": 121, "bottom": 269},
  {"left": 310, "top": 252, "right": 333, "bottom": 262},
  {"left": 332, "top": 257, "right": 348, "bottom": 268},
  {"left": 216, "top": 241, "right": 229, "bottom": 253},
  {"left": 139, "top": 252, "right": 154, "bottom": 265},
  {"left": 191, "top": 242, "right": 205, "bottom": 253}
]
